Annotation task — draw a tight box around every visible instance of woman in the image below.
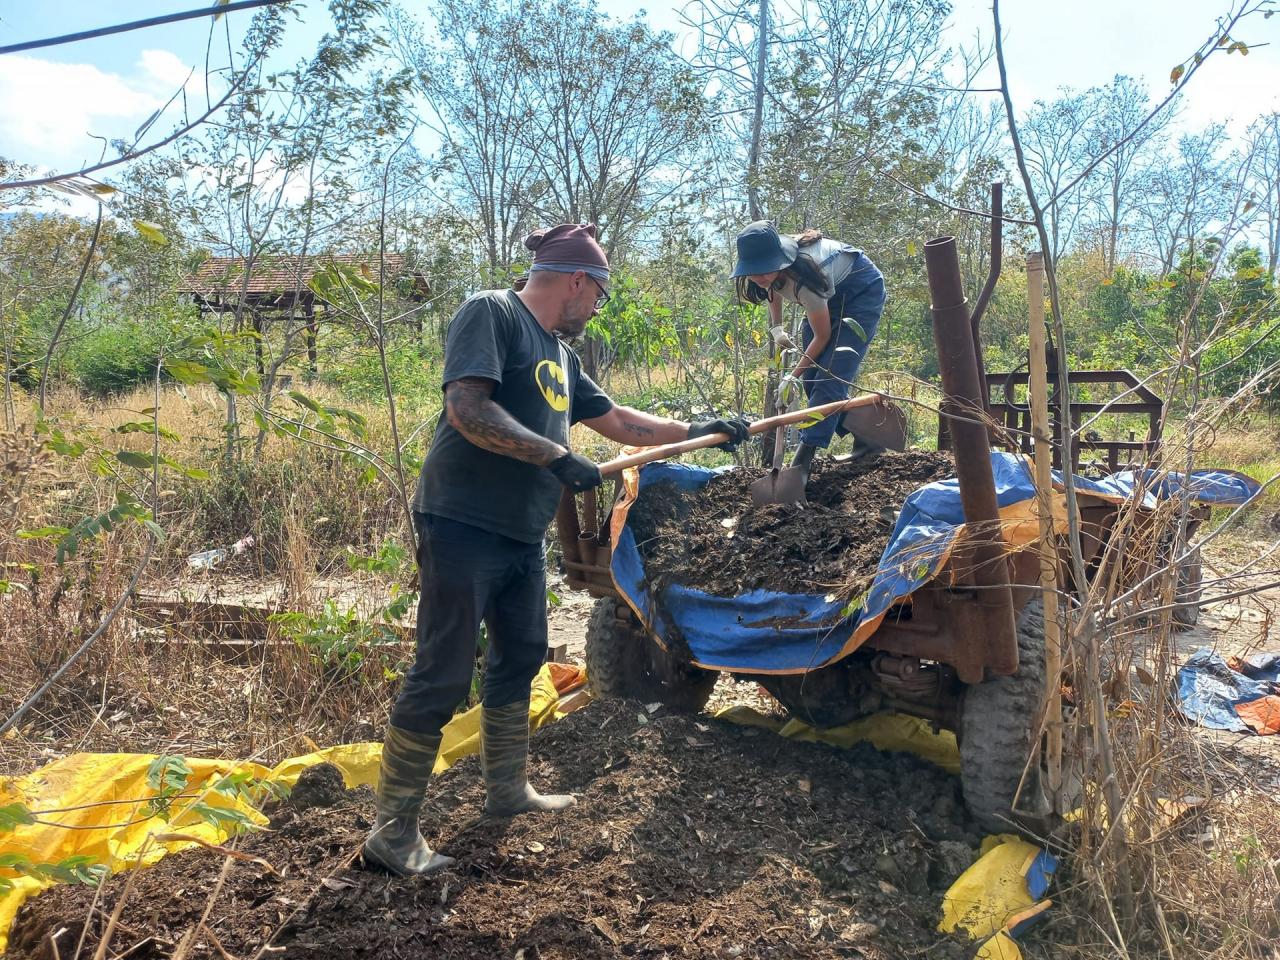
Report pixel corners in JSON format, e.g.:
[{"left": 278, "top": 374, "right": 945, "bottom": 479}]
[{"left": 731, "top": 220, "right": 886, "bottom": 477}]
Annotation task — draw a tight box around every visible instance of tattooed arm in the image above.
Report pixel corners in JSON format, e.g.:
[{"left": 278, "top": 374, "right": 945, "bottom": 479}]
[
  {"left": 581, "top": 405, "right": 692, "bottom": 445},
  {"left": 446, "top": 377, "right": 566, "bottom": 466}
]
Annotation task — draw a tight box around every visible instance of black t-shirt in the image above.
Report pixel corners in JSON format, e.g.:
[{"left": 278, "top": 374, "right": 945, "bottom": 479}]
[{"left": 413, "top": 290, "right": 613, "bottom": 543}]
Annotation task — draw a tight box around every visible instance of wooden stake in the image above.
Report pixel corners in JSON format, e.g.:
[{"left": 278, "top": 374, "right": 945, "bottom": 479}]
[{"left": 1027, "top": 252, "right": 1064, "bottom": 810}]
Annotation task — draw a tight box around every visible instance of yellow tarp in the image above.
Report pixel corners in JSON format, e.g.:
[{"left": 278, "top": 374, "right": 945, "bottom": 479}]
[
  {"left": 0, "top": 663, "right": 580, "bottom": 953},
  {"left": 939, "top": 833, "right": 1054, "bottom": 959},
  {"left": 715, "top": 706, "right": 961, "bottom": 775}
]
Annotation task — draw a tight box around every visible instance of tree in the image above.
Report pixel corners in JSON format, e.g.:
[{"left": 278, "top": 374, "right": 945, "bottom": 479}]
[
  {"left": 1246, "top": 112, "right": 1280, "bottom": 279},
  {"left": 1132, "top": 125, "right": 1234, "bottom": 276},
  {"left": 391, "top": 0, "right": 538, "bottom": 275},
  {"left": 1085, "top": 75, "right": 1170, "bottom": 276},
  {"left": 1020, "top": 89, "right": 1095, "bottom": 263},
  {"left": 517, "top": 1, "right": 713, "bottom": 261}
]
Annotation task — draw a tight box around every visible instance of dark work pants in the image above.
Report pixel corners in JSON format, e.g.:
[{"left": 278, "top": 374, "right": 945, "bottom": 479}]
[
  {"left": 389, "top": 512, "right": 548, "bottom": 736},
  {"left": 798, "top": 272, "right": 886, "bottom": 448}
]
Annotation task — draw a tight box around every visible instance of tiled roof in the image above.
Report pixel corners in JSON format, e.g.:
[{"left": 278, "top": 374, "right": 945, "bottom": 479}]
[{"left": 182, "top": 253, "right": 411, "bottom": 297}]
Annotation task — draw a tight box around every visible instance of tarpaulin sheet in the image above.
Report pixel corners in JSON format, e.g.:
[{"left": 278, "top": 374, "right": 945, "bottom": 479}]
[
  {"left": 714, "top": 705, "right": 961, "bottom": 774},
  {"left": 1176, "top": 648, "right": 1280, "bottom": 735},
  {"left": 0, "top": 663, "right": 584, "bottom": 954},
  {"left": 939, "top": 833, "right": 1058, "bottom": 960},
  {"left": 610, "top": 453, "right": 1260, "bottom": 674}
]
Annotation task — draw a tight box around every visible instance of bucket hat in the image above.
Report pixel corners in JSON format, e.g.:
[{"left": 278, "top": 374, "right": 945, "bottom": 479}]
[{"left": 731, "top": 221, "right": 798, "bottom": 278}]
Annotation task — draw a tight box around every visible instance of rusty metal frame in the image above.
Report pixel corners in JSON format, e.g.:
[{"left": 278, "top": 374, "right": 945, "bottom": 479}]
[{"left": 984, "top": 368, "right": 1164, "bottom": 473}]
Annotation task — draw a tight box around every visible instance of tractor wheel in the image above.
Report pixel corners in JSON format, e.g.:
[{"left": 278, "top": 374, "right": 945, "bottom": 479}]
[
  {"left": 584, "top": 596, "right": 718, "bottom": 713},
  {"left": 958, "top": 599, "right": 1074, "bottom": 835},
  {"left": 1172, "top": 544, "right": 1203, "bottom": 629}
]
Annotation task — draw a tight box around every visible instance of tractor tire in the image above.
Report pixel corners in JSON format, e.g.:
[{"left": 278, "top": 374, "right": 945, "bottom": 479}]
[
  {"left": 958, "top": 599, "right": 1067, "bottom": 835},
  {"left": 1172, "top": 544, "right": 1203, "bottom": 629},
  {"left": 584, "top": 596, "right": 718, "bottom": 713}
]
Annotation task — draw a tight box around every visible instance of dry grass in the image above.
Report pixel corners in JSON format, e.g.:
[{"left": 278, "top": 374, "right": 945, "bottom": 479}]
[
  {"left": 6, "top": 376, "right": 1280, "bottom": 958},
  {"left": 0, "top": 378, "right": 422, "bottom": 777}
]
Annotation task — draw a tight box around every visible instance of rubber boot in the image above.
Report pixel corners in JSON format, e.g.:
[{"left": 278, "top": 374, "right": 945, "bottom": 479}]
[
  {"left": 481, "top": 701, "right": 576, "bottom": 817},
  {"left": 790, "top": 442, "right": 818, "bottom": 485},
  {"left": 363, "top": 725, "right": 455, "bottom": 876}
]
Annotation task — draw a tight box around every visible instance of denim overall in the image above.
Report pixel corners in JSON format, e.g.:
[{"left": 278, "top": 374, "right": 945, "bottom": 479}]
[{"left": 798, "top": 248, "right": 886, "bottom": 448}]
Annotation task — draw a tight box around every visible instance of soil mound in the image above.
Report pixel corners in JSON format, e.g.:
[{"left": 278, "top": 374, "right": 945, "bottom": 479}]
[
  {"left": 629, "top": 451, "right": 955, "bottom": 598},
  {"left": 8, "top": 700, "right": 976, "bottom": 960}
]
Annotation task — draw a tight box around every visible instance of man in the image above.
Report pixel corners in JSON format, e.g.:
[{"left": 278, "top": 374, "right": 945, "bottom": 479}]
[{"left": 365, "top": 223, "right": 749, "bottom": 876}]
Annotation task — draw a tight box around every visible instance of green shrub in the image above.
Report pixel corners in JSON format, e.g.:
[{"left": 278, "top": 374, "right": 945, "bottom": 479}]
[
  {"left": 320, "top": 337, "right": 442, "bottom": 409},
  {"left": 68, "top": 322, "right": 164, "bottom": 394}
]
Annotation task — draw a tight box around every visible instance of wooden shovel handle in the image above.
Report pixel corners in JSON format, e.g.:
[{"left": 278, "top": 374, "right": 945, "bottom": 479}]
[{"left": 597, "top": 393, "right": 887, "bottom": 477}]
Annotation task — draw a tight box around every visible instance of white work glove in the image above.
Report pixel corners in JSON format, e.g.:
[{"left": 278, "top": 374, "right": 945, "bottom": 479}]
[{"left": 777, "top": 373, "right": 804, "bottom": 407}]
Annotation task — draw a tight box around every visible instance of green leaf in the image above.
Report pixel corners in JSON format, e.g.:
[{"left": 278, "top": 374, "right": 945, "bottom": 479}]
[
  {"left": 113, "top": 421, "right": 179, "bottom": 441},
  {"left": 189, "top": 802, "right": 255, "bottom": 832},
  {"left": 165, "top": 359, "right": 214, "bottom": 385},
  {"left": 906, "top": 240, "right": 918, "bottom": 257},
  {"left": 0, "top": 803, "right": 37, "bottom": 832},
  {"left": 43, "top": 429, "right": 86, "bottom": 457},
  {"left": 289, "top": 391, "right": 325, "bottom": 415},
  {"left": 797, "top": 412, "right": 827, "bottom": 430},
  {"left": 18, "top": 526, "right": 70, "bottom": 540},
  {"left": 160, "top": 456, "right": 210, "bottom": 480},
  {"left": 133, "top": 220, "right": 169, "bottom": 246},
  {"left": 116, "top": 450, "right": 155, "bottom": 470},
  {"left": 146, "top": 755, "right": 192, "bottom": 796},
  {"left": 842, "top": 319, "right": 867, "bottom": 343}
]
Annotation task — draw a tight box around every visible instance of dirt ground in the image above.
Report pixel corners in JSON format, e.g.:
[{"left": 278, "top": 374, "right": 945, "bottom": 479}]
[
  {"left": 628, "top": 451, "right": 954, "bottom": 598},
  {"left": 8, "top": 699, "right": 976, "bottom": 960}
]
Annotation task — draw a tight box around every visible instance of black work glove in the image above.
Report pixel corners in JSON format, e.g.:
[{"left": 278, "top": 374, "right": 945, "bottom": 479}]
[
  {"left": 688, "top": 416, "right": 751, "bottom": 452},
  {"left": 548, "top": 451, "right": 603, "bottom": 492}
]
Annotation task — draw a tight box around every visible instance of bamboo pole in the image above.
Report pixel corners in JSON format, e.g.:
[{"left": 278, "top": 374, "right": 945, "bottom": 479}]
[{"left": 1027, "top": 251, "right": 1064, "bottom": 810}]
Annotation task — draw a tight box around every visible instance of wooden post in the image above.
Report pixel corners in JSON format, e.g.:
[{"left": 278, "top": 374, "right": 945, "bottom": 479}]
[
  {"left": 305, "top": 295, "right": 318, "bottom": 375},
  {"left": 1027, "top": 251, "right": 1064, "bottom": 810}
]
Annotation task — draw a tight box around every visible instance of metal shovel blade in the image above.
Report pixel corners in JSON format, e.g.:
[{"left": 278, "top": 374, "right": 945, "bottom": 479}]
[
  {"left": 841, "top": 401, "right": 908, "bottom": 452},
  {"left": 750, "top": 465, "right": 809, "bottom": 507}
]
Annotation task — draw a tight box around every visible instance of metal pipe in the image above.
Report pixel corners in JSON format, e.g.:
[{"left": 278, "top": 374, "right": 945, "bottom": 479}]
[{"left": 924, "top": 235, "right": 1018, "bottom": 677}]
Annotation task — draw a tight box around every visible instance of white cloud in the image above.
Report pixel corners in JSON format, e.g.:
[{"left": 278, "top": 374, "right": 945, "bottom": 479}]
[
  {"left": 0, "top": 51, "right": 195, "bottom": 177},
  {"left": 138, "top": 49, "right": 198, "bottom": 94}
]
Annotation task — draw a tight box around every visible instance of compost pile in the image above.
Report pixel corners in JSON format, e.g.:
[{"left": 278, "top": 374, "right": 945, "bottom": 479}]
[
  {"left": 8, "top": 700, "right": 979, "bottom": 960},
  {"left": 629, "top": 451, "right": 955, "bottom": 598}
]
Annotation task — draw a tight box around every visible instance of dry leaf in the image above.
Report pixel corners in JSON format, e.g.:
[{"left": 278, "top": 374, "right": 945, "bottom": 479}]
[
  {"left": 591, "top": 917, "right": 621, "bottom": 945},
  {"left": 526, "top": 841, "right": 545, "bottom": 853}
]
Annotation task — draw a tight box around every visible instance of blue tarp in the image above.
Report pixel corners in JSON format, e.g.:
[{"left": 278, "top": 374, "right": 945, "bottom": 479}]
[
  {"left": 1073, "top": 468, "right": 1262, "bottom": 509},
  {"left": 1175, "top": 648, "right": 1280, "bottom": 733},
  {"left": 611, "top": 453, "right": 1262, "bottom": 674}
]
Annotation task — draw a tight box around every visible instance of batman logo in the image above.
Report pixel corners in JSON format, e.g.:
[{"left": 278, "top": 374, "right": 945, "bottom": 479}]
[{"left": 534, "top": 359, "right": 569, "bottom": 413}]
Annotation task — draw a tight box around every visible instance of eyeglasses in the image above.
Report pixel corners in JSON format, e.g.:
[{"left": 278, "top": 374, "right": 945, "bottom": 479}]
[{"left": 589, "top": 276, "right": 611, "bottom": 308}]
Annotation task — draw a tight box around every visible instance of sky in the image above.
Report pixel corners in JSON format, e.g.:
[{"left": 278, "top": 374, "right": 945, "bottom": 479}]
[{"left": 0, "top": 0, "right": 1277, "bottom": 210}]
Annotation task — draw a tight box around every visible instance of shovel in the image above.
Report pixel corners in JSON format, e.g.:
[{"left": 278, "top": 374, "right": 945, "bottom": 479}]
[
  {"left": 596, "top": 394, "right": 906, "bottom": 481},
  {"left": 749, "top": 394, "right": 910, "bottom": 507}
]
